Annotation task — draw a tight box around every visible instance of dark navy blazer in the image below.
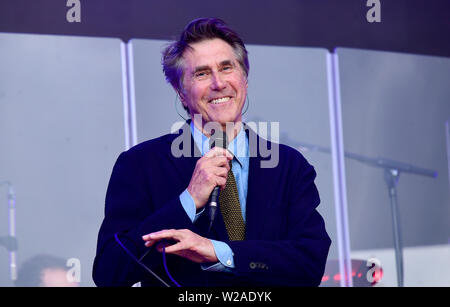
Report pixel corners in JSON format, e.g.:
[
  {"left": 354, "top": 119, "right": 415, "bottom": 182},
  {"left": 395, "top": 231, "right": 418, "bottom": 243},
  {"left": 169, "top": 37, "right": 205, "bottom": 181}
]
[{"left": 93, "top": 124, "right": 331, "bottom": 287}]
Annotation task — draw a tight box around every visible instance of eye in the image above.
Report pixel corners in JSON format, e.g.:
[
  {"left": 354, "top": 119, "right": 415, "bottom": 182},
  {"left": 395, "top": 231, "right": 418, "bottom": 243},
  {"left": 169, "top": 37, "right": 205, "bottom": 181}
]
[
  {"left": 195, "top": 71, "right": 209, "bottom": 79},
  {"left": 222, "top": 65, "right": 233, "bottom": 72}
]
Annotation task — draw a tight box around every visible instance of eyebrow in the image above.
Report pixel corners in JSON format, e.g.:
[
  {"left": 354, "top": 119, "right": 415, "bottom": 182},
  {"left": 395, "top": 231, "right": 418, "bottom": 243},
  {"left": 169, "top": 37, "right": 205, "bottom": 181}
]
[
  {"left": 192, "top": 60, "right": 235, "bottom": 75},
  {"left": 219, "top": 60, "right": 234, "bottom": 67}
]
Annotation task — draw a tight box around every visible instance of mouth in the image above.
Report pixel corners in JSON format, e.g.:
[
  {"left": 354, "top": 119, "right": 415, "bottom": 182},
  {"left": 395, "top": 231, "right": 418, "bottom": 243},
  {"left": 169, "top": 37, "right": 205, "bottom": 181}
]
[{"left": 208, "top": 96, "right": 232, "bottom": 105}]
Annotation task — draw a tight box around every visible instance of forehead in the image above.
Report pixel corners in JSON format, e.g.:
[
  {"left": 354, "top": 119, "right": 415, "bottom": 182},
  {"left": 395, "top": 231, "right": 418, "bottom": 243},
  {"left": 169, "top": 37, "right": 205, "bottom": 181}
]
[{"left": 182, "top": 38, "right": 237, "bottom": 71}]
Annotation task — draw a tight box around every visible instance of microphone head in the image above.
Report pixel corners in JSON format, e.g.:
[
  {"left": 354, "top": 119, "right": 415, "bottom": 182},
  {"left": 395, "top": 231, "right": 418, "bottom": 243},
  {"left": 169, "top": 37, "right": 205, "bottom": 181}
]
[{"left": 209, "top": 129, "right": 228, "bottom": 149}]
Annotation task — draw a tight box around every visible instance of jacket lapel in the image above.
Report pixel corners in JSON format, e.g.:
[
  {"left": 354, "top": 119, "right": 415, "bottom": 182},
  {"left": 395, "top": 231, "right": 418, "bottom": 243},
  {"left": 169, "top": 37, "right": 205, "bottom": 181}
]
[
  {"left": 164, "top": 121, "right": 200, "bottom": 183},
  {"left": 244, "top": 126, "right": 274, "bottom": 240}
]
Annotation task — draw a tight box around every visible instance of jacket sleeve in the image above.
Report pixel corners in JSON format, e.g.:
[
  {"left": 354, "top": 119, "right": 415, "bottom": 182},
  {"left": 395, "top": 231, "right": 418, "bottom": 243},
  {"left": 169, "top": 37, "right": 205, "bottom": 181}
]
[
  {"left": 228, "top": 156, "right": 331, "bottom": 287},
  {"left": 92, "top": 150, "right": 195, "bottom": 287}
]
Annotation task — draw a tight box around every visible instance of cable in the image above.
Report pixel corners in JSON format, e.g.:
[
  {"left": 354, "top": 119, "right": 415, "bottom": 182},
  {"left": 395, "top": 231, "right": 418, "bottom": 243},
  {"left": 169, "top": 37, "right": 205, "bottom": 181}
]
[
  {"left": 162, "top": 246, "right": 181, "bottom": 287},
  {"left": 114, "top": 232, "right": 171, "bottom": 287},
  {"left": 174, "top": 94, "right": 188, "bottom": 121}
]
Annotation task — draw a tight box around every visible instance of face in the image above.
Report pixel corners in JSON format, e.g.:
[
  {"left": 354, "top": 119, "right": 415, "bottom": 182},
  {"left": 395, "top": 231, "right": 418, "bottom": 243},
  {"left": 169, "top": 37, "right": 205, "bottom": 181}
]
[
  {"left": 40, "top": 268, "right": 79, "bottom": 287},
  {"left": 179, "top": 38, "right": 248, "bottom": 132}
]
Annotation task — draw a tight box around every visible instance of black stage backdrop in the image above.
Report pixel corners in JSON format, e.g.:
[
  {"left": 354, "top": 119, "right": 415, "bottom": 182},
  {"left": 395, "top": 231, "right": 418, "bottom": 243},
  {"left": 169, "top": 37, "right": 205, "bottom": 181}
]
[{"left": 0, "top": 0, "right": 449, "bottom": 58}]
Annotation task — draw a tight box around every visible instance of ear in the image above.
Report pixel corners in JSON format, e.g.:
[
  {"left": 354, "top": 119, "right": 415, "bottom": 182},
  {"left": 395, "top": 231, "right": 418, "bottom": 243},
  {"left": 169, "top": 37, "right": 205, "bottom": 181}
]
[{"left": 177, "top": 90, "right": 185, "bottom": 104}]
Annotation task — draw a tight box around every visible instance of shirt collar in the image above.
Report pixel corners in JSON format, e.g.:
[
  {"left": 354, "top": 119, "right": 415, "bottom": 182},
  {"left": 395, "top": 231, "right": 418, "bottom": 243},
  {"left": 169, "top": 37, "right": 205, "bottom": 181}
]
[{"left": 190, "top": 121, "right": 248, "bottom": 167}]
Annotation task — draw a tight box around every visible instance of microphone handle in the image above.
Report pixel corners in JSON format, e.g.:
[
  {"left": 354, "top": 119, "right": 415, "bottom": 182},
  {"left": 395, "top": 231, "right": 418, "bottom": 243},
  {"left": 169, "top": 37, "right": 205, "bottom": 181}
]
[
  {"left": 208, "top": 186, "right": 220, "bottom": 232},
  {"left": 207, "top": 130, "right": 227, "bottom": 233}
]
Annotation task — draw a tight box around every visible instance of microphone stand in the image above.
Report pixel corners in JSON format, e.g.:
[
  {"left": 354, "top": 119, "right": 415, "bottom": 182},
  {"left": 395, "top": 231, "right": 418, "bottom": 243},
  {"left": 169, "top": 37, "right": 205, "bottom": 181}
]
[
  {"left": 0, "top": 181, "right": 18, "bottom": 282},
  {"left": 384, "top": 168, "right": 403, "bottom": 287},
  {"left": 280, "top": 133, "right": 438, "bottom": 287}
]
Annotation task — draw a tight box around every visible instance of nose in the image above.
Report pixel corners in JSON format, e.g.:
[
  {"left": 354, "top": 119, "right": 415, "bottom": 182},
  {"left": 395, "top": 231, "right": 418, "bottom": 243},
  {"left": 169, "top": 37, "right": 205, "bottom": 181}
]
[{"left": 210, "top": 71, "right": 226, "bottom": 91}]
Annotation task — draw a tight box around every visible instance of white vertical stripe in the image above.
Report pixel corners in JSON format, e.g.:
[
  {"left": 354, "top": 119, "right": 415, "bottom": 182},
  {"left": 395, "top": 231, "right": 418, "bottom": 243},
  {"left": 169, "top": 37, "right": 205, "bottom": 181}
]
[
  {"left": 120, "top": 42, "right": 131, "bottom": 150},
  {"left": 446, "top": 120, "right": 450, "bottom": 191},
  {"left": 126, "top": 42, "right": 138, "bottom": 146},
  {"left": 326, "top": 51, "right": 353, "bottom": 287},
  {"left": 120, "top": 41, "right": 138, "bottom": 150}
]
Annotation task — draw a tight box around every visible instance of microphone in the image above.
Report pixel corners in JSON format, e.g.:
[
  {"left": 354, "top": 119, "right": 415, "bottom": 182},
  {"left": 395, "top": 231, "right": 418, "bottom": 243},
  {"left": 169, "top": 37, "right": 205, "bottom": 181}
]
[{"left": 208, "top": 130, "right": 228, "bottom": 232}]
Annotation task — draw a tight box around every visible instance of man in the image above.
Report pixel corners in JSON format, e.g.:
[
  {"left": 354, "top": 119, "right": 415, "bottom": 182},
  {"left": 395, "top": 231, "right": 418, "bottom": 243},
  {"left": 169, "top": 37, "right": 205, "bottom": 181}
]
[{"left": 93, "top": 17, "right": 330, "bottom": 287}]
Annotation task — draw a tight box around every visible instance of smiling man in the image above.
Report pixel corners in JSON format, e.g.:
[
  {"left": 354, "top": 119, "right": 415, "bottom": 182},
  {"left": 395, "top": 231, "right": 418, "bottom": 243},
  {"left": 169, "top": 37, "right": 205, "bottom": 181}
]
[
  {"left": 93, "top": 18, "right": 331, "bottom": 287},
  {"left": 179, "top": 38, "right": 247, "bottom": 133}
]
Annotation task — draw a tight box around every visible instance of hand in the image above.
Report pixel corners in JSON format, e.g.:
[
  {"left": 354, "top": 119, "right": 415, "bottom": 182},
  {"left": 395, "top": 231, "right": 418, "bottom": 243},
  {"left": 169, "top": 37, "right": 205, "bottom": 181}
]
[
  {"left": 142, "top": 229, "right": 218, "bottom": 264},
  {"left": 187, "top": 147, "right": 233, "bottom": 209}
]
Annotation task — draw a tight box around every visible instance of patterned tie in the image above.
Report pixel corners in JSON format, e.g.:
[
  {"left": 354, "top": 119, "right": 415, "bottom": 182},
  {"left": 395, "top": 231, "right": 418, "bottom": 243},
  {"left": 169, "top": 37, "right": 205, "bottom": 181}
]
[{"left": 219, "top": 160, "right": 246, "bottom": 241}]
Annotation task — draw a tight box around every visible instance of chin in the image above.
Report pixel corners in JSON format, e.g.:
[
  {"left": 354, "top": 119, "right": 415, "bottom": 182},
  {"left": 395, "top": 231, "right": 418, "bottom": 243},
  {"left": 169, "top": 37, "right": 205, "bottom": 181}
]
[{"left": 211, "top": 116, "right": 240, "bottom": 126}]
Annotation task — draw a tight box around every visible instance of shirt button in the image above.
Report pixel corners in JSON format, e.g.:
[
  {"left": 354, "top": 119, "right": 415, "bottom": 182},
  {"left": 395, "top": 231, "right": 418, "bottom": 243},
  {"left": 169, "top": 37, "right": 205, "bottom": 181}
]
[{"left": 226, "top": 259, "right": 232, "bottom": 266}]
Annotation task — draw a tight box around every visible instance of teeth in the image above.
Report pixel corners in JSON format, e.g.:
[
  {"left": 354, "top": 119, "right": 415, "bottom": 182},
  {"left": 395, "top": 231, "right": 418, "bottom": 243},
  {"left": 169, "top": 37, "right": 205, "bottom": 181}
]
[{"left": 210, "top": 97, "right": 230, "bottom": 104}]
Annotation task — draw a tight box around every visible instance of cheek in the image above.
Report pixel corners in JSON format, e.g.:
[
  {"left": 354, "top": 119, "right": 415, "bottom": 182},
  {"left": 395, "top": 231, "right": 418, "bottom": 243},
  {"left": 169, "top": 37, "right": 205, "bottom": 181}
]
[
  {"left": 192, "top": 84, "right": 209, "bottom": 101},
  {"left": 238, "top": 81, "right": 248, "bottom": 100},
  {"left": 235, "top": 74, "right": 248, "bottom": 95},
  {"left": 184, "top": 85, "right": 207, "bottom": 108}
]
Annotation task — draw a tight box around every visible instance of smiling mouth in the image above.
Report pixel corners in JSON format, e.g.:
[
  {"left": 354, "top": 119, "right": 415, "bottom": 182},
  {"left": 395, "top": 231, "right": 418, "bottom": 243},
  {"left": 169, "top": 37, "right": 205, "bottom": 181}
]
[{"left": 208, "top": 96, "right": 232, "bottom": 104}]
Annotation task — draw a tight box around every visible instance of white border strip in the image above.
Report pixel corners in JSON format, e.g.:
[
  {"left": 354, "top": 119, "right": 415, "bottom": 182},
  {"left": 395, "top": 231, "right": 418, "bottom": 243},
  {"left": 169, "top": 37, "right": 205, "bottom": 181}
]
[
  {"left": 120, "top": 42, "right": 131, "bottom": 150},
  {"left": 120, "top": 41, "right": 138, "bottom": 150},
  {"left": 126, "top": 42, "right": 138, "bottom": 146},
  {"left": 326, "top": 51, "right": 353, "bottom": 287}
]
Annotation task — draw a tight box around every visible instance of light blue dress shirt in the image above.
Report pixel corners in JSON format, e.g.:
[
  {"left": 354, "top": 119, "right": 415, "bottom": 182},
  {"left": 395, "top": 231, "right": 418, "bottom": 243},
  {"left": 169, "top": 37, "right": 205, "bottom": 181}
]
[{"left": 179, "top": 121, "right": 249, "bottom": 271}]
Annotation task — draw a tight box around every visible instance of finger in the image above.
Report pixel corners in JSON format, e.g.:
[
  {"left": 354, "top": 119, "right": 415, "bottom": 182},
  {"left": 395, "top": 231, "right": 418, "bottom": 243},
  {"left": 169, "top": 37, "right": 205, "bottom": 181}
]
[
  {"left": 144, "top": 240, "right": 156, "bottom": 247},
  {"left": 216, "top": 156, "right": 232, "bottom": 167},
  {"left": 194, "top": 155, "right": 229, "bottom": 175},
  {"left": 225, "top": 149, "right": 233, "bottom": 160},
  {"left": 158, "top": 241, "right": 184, "bottom": 254},
  {"left": 217, "top": 177, "right": 227, "bottom": 190},
  {"left": 205, "top": 169, "right": 227, "bottom": 189},
  {"left": 142, "top": 229, "right": 179, "bottom": 241},
  {"left": 145, "top": 238, "right": 176, "bottom": 248},
  {"left": 205, "top": 147, "right": 233, "bottom": 159},
  {"left": 204, "top": 147, "right": 222, "bottom": 158},
  {"left": 208, "top": 156, "right": 231, "bottom": 171},
  {"left": 156, "top": 240, "right": 175, "bottom": 250},
  {"left": 211, "top": 166, "right": 229, "bottom": 178}
]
